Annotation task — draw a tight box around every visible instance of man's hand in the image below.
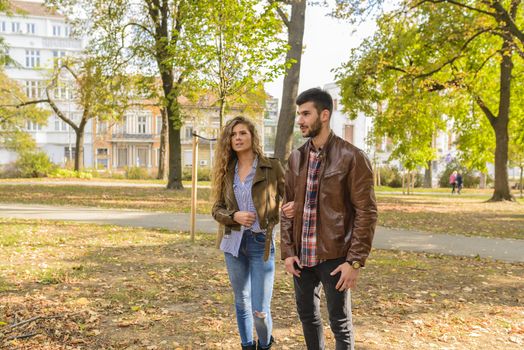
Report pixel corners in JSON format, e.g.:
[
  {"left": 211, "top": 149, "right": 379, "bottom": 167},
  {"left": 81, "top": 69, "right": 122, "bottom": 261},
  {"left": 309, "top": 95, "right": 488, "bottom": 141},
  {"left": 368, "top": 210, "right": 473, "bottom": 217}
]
[
  {"left": 281, "top": 201, "right": 295, "bottom": 219},
  {"left": 233, "top": 211, "right": 256, "bottom": 227},
  {"left": 284, "top": 256, "right": 302, "bottom": 277},
  {"left": 330, "top": 262, "right": 360, "bottom": 292}
]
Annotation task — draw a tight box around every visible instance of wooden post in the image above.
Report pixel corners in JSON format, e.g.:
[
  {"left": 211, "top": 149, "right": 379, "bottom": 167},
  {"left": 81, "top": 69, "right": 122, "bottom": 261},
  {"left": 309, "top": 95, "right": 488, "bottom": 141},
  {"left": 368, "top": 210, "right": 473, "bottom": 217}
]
[{"left": 190, "top": 134, "right": 199, "bottom": 243}]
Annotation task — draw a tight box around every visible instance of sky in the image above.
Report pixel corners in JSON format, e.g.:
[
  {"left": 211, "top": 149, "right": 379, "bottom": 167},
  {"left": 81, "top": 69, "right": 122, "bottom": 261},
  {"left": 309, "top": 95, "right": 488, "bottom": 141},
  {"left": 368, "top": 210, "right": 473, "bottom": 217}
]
[{"left": 265, "top": 3, "right": 377, "bottom": 100}]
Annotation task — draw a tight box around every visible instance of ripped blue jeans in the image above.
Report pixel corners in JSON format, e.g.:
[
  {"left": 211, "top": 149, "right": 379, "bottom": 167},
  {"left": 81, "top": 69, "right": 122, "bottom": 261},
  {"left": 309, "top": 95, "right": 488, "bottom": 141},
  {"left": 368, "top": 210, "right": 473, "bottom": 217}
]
[{"left": 224, "top": 230, "right": 275, "bottom": 347}]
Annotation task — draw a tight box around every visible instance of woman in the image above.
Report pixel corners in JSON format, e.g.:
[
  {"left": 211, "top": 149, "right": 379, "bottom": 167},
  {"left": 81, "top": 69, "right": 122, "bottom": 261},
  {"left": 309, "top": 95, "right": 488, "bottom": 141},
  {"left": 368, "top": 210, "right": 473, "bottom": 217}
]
[{"left": 212, "top": 116, "right": 292, "bottom": 350}]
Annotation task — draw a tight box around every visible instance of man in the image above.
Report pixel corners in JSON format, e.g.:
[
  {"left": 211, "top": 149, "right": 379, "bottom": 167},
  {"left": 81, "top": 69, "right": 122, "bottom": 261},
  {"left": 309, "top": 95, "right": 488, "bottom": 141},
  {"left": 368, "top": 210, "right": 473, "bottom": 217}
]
[{"left": 280, "top": 88, "right": 377, "bottom": 349}]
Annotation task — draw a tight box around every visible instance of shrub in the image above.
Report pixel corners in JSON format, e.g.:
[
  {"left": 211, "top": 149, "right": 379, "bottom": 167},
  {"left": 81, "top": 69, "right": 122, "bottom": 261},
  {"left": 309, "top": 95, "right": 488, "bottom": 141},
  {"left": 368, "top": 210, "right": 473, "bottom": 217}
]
[
  {"left": 15, "top": 151, "right": 56, "bottom": 178},
  {"left": 125, "top": 166, "right": 151, "bottom": 180},
  {"left": 49, "top": 168, "right": 93, "bottom": 179},
  {"left": 379, "top": 166, "right": 403, "bottom": 188},
  {"left": 182, "top": 167, "right": 211, "bottom": 181}
]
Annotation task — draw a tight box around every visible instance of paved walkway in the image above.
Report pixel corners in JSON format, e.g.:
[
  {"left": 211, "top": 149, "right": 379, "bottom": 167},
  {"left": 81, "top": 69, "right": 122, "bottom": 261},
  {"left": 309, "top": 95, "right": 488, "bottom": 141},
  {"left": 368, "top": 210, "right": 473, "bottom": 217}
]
[{"left": 1, "top": 203, "right": 522, "bottom": 263}]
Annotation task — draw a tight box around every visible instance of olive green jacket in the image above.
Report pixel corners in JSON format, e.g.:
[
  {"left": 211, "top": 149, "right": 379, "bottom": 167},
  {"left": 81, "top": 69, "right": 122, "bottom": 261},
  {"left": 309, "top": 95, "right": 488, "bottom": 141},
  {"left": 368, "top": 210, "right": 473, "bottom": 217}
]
[{"left": 212, "top": 156, "right": 285, "bottom": 260}]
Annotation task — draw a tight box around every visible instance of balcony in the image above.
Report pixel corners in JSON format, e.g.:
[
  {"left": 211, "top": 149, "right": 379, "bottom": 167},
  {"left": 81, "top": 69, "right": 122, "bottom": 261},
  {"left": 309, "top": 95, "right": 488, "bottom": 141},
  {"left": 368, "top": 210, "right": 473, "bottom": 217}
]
[{"left": 111, "top": 133, "right": 155, "bottom": 142}]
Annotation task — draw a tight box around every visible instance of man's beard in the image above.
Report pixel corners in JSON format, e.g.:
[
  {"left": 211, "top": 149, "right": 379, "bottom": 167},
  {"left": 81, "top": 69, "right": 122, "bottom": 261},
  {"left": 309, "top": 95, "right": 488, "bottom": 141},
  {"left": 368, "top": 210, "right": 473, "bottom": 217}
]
[{"left": 305, "top": 117, "right": 322, "bottom": 138}]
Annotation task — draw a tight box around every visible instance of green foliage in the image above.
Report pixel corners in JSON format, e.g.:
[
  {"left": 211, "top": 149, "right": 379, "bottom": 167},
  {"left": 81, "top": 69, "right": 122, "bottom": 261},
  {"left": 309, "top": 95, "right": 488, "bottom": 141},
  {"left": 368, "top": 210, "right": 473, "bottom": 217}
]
[
  {"left": 125, "top": 167, "right": 151, "bottom": 180},
  {"left": 198, "top": 0, "right": 287, "bottom": 124},
  {"left": 379, "top": 166, "right": 402, "bottom": 188},
  {"left": 182, "top": 167, "right": 211, "bottom": 181},
  {"left": 15, "top": 151, "right": 56, "bottom": 178},
  {"left": 49, "top": 168, "right": 93, "bottom": 179},
  {"left": 336, "top": 0, "right": 524, "bottom": 200}
]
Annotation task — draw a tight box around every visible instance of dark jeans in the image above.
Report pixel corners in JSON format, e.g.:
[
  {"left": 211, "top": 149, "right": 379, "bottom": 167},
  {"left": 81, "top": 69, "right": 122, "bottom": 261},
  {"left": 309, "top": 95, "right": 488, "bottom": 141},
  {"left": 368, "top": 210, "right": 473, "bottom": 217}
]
[{"left": 293, "top": 257, "right": 354, "bottom": 350}]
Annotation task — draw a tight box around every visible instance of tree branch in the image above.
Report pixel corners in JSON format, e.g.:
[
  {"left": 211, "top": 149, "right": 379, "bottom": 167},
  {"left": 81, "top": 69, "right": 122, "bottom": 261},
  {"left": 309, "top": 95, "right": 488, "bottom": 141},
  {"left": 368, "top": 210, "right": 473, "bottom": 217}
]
[
  {"left": 269, "top": 0, "right": 290, "bottom": 28},
  {"left": 413, "top": 0, "right": 497, "bottom": 17},
  {"left": 473, "top": 93, "right": 496, "bottom": 124}
]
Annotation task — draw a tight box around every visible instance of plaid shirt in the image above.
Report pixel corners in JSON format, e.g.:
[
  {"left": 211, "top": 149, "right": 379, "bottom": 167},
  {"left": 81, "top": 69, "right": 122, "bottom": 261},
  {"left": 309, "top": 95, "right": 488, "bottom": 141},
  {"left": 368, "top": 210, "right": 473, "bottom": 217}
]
[{"left": 300, "top": 147, "right": 322, "bottom": 267}]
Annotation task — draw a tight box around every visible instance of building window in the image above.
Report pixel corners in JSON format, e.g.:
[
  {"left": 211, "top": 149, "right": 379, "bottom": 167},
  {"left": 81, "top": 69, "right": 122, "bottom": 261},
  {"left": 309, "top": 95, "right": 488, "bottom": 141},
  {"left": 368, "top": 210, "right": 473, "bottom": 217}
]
[
  {"left": 26, "top": 121, "right": 42, "bottom": 131},
  {"left": 156, "top": 115, "right": 162, "bottom": 135},
  {"left": 117, "top": 148, "right": 128, "bottom": 167},
  {"left": 185, "top": 126, "right": 193, "bottom": 140},
  {"left": 184, "top": 150, "right": 192, "bottom": 166},
  {"left": 25, "top": 81, "right": 41, "bottom": 98},
  {"left": 344, "top": 124, "right": 354, "bottom": 144},
  {"left": 11, "top": 22, "right": 20, "bottom": 33},
  {"left": 52, "top": 51, "right": 66, "bottom": 66},
  {"left": 97, "top": 121, "right": 108, "bottom": 134},
  {"left": 52, "top": 25, "right": 61, "bottom": 36},
  {"left": 136, "top": 147, "right": 148, "bottom": 167},
  {"left": 0, "top": 21, "right": 6, "bottom": 32},
  {"left": 137, "top": 116, "right": 147, "bottom": 134},
  {"left": 25, "top": 50, "right": 40, "bottom": 68},
  {"left": 97, "top": 148, "right": 108, "bottom": 156},
  {"left": 64, "top": 26, "right": 71, "bottom": 37},
  {"left": 64, "top": 146, "right": 76, "bottom": 161},
  {"left": 26, "top": 23, "right": 35, "bottom": 34},
  {"left": 97, "top": 158, "right": 108, "bottom": 169}
]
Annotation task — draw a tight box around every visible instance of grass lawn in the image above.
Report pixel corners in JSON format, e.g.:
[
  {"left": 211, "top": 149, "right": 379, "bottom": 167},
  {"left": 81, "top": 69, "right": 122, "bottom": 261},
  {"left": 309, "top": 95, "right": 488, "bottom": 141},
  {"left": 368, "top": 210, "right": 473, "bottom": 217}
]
[
  {"left": 0, "top": 183, "right": 522, "bottom": 239},
  {"left": 0, "top": 219, "right": 522, "bottom": 349}
]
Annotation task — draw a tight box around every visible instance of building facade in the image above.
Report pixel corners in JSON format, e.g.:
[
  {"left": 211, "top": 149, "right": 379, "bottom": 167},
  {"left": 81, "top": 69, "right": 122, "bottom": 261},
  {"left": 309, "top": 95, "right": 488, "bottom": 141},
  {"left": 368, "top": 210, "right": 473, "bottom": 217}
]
[{"left": 0, "top": 1, "right": 90, "bottom": 167}]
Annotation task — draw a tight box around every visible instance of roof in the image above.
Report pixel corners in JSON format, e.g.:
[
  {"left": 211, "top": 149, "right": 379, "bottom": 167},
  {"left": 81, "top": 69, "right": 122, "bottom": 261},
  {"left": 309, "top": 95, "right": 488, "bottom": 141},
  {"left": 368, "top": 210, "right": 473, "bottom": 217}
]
[{"left": 8, "top": 1, "right": 64, "bottom": 19}]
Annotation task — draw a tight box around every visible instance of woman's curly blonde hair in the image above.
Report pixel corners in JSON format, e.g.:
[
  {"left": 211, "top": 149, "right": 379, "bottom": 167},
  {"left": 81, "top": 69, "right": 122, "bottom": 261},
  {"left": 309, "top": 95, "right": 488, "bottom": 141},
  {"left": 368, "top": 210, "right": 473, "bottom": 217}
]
[{"left": 211, "top": 116, "right": 265, "bottom": 201}]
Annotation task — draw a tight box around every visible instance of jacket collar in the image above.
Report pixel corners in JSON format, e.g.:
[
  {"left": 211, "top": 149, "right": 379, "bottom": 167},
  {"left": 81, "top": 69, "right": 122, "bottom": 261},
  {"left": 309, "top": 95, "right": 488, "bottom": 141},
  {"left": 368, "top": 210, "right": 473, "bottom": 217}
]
[
  {"left": 299, "top": 130, "right": 336, "bottom": 158},
  {"left": 226, "top": 154, "right": 272, "bottom": 185}
]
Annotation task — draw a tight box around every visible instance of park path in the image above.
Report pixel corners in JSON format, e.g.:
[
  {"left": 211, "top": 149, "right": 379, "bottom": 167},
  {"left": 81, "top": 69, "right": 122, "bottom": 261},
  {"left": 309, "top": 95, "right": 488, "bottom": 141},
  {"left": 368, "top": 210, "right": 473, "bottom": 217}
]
[{"left": 1, "top": 202, "right": 522, "bottom": 263}]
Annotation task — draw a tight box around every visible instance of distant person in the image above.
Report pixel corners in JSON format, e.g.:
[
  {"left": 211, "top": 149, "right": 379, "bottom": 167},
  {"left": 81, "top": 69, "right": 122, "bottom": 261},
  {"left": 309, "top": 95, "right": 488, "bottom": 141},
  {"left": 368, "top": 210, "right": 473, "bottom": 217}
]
[
  {"left": 456, "top": 172, "right": 463, "bottom": 194},
  {"left": 281, "top": 88, "right": 377, "bottom": 349},
  {"left": 211, "top": 116, "right": 294, "bottom": 350},
  {"left": 450, "top": 170, "right": 458, "bottom": 194}
]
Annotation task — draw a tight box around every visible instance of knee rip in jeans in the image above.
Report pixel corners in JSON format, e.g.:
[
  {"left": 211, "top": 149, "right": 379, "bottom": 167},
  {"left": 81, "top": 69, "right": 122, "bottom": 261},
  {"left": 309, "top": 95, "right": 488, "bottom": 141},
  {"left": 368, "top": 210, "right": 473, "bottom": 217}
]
[{"left": 254, "top": 311, "right": 267, "bottom": 319}]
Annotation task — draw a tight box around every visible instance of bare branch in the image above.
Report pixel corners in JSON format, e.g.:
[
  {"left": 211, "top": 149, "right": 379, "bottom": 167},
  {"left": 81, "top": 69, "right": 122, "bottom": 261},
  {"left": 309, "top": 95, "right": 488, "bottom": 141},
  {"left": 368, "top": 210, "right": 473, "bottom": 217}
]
[{"left": 412, "top": 0, "right": 497, "bottom": 17}]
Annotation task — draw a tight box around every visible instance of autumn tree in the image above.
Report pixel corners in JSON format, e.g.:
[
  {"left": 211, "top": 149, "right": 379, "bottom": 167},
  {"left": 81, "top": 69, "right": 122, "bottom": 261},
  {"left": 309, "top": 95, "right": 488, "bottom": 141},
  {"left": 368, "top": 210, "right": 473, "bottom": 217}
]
[
  {"left": 200, "top": 0, "right": 287, "bottom": 129},
  {"left": 336, "top": 0, "right": 524, "bottom": 201}
]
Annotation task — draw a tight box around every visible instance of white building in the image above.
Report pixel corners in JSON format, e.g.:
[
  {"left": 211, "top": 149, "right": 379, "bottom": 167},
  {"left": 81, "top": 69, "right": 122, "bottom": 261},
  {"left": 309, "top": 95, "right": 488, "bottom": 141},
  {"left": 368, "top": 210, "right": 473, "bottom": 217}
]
[
  {"left": 324, "top": 82, "right": 374, "bottom": 152},
  {"left": 0, "top": 1, "right": 89, "bottom": 167},
  {"left": 263, "top": 96, "right": 278, "bottom": 157}
]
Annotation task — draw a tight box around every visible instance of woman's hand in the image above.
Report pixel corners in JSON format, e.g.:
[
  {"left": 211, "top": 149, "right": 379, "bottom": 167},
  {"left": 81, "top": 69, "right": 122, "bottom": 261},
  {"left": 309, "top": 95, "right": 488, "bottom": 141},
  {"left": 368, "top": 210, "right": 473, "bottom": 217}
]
[
  {"left": 281, "top": 201, "right": 295, "bottom": 219},
  {"left": 233, "top": 211, "right": 256, "bottom": 227}
]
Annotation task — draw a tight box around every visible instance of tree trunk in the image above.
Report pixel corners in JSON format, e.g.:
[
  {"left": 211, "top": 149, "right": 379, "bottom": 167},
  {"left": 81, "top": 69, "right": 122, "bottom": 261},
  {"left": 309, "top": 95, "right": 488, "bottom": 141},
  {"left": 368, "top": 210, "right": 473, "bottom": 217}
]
[
  {"left": 166, "top": 99, "right": 183, "bottom": 190},
  {"left": 157, "top": 107, "right": 168, "bottom": 180},
  {"left": 519, "top": 166, "right": 523, "bottom": 198},
  {"left": 424, "top": 160, "right": 432, "bottom": 188},
  {"left": 74, "top": 121, "right": 86, "bottom": 171},
  {"left": 219, "top": 97, "right": 226, "bottom": 131},
  {"left": 273, "top": 0, "right": 306, "bottom": 163},
  {"left": 488, "top": 39, "right": 513, "bottom": 201}
]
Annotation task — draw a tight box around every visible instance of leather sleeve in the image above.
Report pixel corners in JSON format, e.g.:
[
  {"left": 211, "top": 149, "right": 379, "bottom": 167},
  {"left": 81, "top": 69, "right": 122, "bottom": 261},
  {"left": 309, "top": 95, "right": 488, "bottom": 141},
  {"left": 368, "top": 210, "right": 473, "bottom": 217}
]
[
  {"left": 346, "top": 149, "right": 377, "bottom": 265},
  {"left": 211, "top": 190, "right": 239, "bottom": 228},
  {"left": 280, "top": 151, "right": 298, "bottom": 260}
]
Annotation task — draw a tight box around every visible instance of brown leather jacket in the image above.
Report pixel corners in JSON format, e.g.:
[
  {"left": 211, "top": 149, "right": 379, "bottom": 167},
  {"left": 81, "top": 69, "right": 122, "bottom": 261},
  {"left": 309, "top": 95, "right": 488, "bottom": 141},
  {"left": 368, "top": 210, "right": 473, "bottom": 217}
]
[
  {"left": 280, "top": 132, "right": 377, "bottom": 265},
  {"left": 212, "top": 156, "right": 285, "bottom": 260}
]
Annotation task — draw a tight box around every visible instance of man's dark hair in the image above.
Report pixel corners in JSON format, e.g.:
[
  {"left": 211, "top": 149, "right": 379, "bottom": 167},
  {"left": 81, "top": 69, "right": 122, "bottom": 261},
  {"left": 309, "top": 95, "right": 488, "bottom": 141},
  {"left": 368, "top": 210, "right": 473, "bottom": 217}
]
[{"left": 296, "top": 88, "right": 333, "bottom": 117}]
